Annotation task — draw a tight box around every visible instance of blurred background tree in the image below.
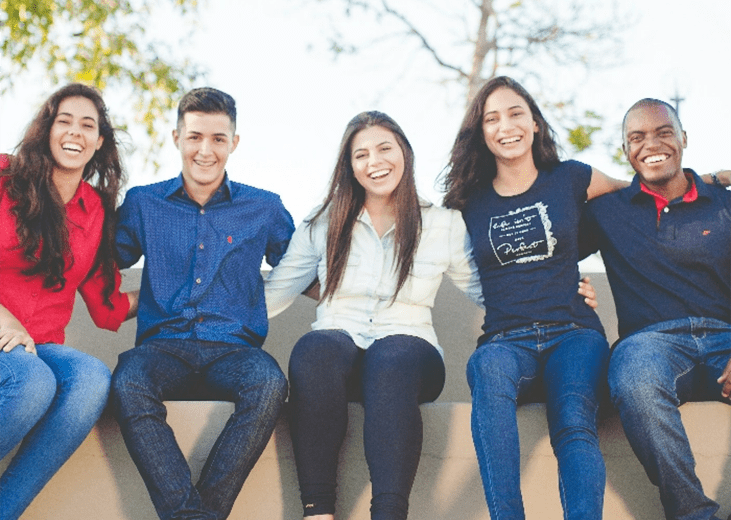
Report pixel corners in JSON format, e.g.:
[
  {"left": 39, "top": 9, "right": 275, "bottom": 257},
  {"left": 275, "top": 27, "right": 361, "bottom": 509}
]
[{"left": 1, "top": 0, "right": 203, "bottom": 169}]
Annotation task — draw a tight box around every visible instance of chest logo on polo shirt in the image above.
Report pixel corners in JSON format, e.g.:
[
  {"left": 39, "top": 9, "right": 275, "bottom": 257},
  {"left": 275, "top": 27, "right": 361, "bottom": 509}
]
[{"left": 489, "top": 202, "right": 556, "bottom": 265}]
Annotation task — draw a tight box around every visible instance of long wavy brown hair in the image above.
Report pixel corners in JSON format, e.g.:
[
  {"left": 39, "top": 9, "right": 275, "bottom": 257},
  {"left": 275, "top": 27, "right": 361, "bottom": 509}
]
[
  {"left": 1, "top": 83, "right": 126, "bottom": 302},
  {"left": 441, "top": 76, "right": 560, "bottom": 210},
  {"left": 310, "top": 111, "right": 422, "bottom": 303}
]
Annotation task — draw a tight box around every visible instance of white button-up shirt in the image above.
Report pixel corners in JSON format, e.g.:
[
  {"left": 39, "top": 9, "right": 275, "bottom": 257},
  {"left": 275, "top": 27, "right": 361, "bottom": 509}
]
[{"left": 265, "top": 202, "right": 482, "bottom": 356}]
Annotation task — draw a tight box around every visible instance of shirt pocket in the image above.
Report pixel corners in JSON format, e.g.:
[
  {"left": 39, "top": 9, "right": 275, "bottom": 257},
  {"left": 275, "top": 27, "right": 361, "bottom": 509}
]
[
  {"left": 338, "top": 253, "right": 374, "bottom": 297},
  {"left": 400, "top": 258, "right": 444, "bottom": 305}
]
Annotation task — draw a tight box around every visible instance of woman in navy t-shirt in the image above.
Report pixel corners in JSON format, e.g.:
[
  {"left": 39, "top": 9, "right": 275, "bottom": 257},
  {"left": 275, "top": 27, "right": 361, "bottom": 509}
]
[{"left": 441, "top": 76, "right": 626, "bottom": 520}]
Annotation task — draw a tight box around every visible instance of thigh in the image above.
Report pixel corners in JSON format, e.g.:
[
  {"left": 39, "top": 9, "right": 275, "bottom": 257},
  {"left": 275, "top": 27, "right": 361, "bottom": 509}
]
[
  {"left": 0, "top": 348, "right": 57, "bottom": 457},
  {"left": 35, "top": 344, "right": 111, "bottom": 393},
  {"left": 467, "top": 338, "right": 539, "bottom": 402},
  {"left": 288, "top": 330, "right": 363, "bottom": 401},
  {"left": 543, "top": 328, "right": 609, "bottom": 402},
  {"left": 203, "top": 345, "right": 286, "bottom": 400},
  {"left": 112, "top": 341, "right": 197, "bottom": 401},
  {"left": 362, "top": 335, "right": 445, "bottom": 404},
  {"left": 608, "top": 330, "right": 698, "bottom": 405}
]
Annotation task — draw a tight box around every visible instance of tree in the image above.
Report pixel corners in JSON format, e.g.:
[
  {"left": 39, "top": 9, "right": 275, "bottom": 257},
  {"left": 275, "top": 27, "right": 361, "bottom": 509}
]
[
  {"left": 308, "top": 0, "right": 624, "bottom": 153},
  {"left": 1, "top": 0, "right": 202, "bottom": 168}
]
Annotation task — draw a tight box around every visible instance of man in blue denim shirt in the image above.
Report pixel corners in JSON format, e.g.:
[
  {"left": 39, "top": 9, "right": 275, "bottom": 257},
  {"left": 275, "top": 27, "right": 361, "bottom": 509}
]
[
  {"left": 582, "top": 99, "right": 731, "bottom": 520},
  {"left": 111, "top": 88, "right": 295, "bottom": 520}
]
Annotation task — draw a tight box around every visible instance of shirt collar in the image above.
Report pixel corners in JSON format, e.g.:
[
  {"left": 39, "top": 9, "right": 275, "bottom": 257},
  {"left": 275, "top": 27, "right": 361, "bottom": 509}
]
[
  {"left": 67, "top": 180, "right": 92, "bottom": 213},
  {"left": 630, "top": 168, "right": 707, "bottom": 205},
  {"left": 165, "top": 173, "right": 233, "bottom": 204}
]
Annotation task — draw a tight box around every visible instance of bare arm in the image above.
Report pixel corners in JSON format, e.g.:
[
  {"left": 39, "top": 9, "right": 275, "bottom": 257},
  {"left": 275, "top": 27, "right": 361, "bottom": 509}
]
[
  {"left": 700, "top": 170, "right": 731, "bottom": 187},
  {"left": 718, "top": 356, "right": 731, "bottom": 399},
  {"left": 586, "top": 167, "right": 630, "bottom": 201},
  {"left": 0, "top": 304, "right": 35, "bottom": 354},
  {"left": 125, "top": 290, "right": 140, "bottom": 320}
]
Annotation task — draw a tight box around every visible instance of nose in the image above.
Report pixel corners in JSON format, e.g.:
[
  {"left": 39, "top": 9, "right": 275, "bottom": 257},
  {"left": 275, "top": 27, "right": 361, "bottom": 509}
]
[
  {"left": 199, "top": 138, "right": 212, "bottom": 155},
  {"left": 67, "top": 123, "right": 81, "bottom": 136}
]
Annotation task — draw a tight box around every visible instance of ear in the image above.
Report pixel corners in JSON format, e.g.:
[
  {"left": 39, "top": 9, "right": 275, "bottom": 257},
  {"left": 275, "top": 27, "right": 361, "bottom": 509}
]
[
  {"left": 622, "top": 143, "right": 628, "bottom": 160},
  {"left": 172, "top": 128, "right": 180, "bottom": 149},
  {"left": 534, "top": 120, "right": 539, "bottom": 133},
  {"left": 95, "top": 135, "right": 104, "bottom": 151},
  {"left": 230, "top": 134, "right": 240, "bottom": 153},
  {"left": 681, "top": 130, "right": 687, "bottom": 149}
]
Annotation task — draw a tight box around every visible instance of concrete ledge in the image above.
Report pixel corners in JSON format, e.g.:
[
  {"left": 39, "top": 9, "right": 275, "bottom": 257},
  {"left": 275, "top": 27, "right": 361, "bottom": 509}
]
[
  {"left": 4, "top": 401, "right": 731, "bottom": 519},
  {"left": 3, "top": 270, "right": 730, "bottom": 519}
]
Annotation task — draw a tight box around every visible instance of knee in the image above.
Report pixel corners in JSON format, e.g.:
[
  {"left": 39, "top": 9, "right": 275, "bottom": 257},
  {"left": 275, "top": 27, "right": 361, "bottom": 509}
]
[
  {"left": 608, "top": 359, "right": 668, "bottom": 412},
  {"left": 466, "top": 347, "right": 505, "bottom": 390},
  {"left": 289, "top": 330, "right": 350, "bottom": 379},
  {"left": 243, "top": 357, "right": 288, "bottom": 409},
  {"left": 1, "top": 355, "right": 57, "bottom": 416}
]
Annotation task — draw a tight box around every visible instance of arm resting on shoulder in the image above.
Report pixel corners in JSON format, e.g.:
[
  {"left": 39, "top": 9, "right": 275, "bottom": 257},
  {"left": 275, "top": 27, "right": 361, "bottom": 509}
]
[
  {"left": 586, "top": 167, "right": 630, "bottom": 201},
  {"left": 700, "top": 170, "right": 731, "bottom": 187}
]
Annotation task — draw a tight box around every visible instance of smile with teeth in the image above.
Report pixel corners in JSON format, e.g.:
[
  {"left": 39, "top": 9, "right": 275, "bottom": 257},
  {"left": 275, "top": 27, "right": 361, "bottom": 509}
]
[
  {"left": 369, "top": 169, "right": 390, "bottom": 180},
  {"left": 62, "top": 143, "right": 83, "bottom": 154},
  {"left": 194, "top": 159, "right": 216, "bottom": 168},
  {"left": 499, "top": 136, "right": 522, "bottom": 145},
  {"left": 643, "top": 154, "right": 669, "bottom": 164}
]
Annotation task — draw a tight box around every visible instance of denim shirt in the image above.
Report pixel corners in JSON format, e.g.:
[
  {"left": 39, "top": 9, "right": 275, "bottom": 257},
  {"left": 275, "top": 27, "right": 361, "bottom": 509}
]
[
  {"left": 116, "top": 174, "right": 295, "bottom": 347},
  {"left": 265, "top": 201, "right": 482, "bottom": 356}
]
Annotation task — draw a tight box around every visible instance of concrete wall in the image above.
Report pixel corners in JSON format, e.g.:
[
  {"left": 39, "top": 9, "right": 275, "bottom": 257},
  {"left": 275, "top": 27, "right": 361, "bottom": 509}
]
[{"left": 3, "top": 270, "right": 730, "bottom": 520}]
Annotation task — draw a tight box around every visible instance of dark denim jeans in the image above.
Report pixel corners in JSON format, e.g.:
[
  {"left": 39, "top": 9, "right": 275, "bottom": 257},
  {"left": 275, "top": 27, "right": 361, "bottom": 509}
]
[
  {"left": 288, "top": 330, "right": 445, "bottom": 520},
  {"left": 467, "top": 323, "right": 609, "bottom": 520},
  {"left": 608, "top": 317, "right": 731, "bottom": 520},
  {"left": 111, "top": 339, "right": 287, "bottom": 520},
  {"left": 0, "top": 344, "right": 111, "bottom": 520}
]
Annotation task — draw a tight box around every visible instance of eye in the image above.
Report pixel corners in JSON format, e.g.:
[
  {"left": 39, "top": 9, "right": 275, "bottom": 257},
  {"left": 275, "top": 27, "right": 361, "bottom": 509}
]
[
  {"left": 215, "top": 137, "right": 225, "bottom": 143},
  {"left": 484, "top": 117, "right": 496, "bottom": 124}
]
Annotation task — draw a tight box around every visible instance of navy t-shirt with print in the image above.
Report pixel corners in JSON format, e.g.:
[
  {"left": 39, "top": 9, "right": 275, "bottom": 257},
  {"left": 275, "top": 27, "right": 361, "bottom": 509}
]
[{"left": 462, "top": 160, "right": 604, "bottom": 343}]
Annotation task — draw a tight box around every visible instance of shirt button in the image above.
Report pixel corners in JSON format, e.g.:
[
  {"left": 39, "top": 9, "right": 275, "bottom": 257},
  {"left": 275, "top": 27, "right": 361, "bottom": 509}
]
[
  {"left": 196, "top": 278, "right": 202, "bottom": 284},
  {"left": 663, "top": 207, "right": 669, "bottom": 213},
  {"left": 199, "top": 243, "right": 205, "bottom": 250},
  {"left": 200, "top": 209, "right": 205, "bottom": 215}
]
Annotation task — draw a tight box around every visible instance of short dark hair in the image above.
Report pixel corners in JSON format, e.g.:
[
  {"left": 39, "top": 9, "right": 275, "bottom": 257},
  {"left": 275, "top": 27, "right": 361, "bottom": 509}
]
[
  {"left": 177, "top": 87, "right": 237, "bottom": 131},
  {"left": 622, "top": 98, "right": 683, "bottom": 150}
]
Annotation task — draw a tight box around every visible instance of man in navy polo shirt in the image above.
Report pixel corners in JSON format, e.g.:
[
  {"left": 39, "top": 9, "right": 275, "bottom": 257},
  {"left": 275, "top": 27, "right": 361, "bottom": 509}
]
[
  {"left": 111, "top": 88, "right": 295, "bottom": 520},
  {"left": 582, "top": 98, "right": 731, "bottom": 520}
]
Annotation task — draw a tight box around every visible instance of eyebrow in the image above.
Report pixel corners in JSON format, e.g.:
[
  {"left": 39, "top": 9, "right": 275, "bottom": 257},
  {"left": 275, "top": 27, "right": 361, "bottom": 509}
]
[
  {"left": 485, "top": 105, "right": 524, "bottom": 116},
  {"left": 627, "top": 124, "right": 675, "bottom": 137},
  {"left": 352, "top": 140, "right": 393, "bottom": 154},
  {"left": 57, "top": 111, "right": 98, "bottom": 122}
]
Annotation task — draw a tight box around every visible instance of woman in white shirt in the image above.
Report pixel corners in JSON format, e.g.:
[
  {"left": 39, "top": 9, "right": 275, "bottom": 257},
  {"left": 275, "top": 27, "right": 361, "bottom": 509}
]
[{"left": 265, "top": 111, "right": 482, "bottom": 520}]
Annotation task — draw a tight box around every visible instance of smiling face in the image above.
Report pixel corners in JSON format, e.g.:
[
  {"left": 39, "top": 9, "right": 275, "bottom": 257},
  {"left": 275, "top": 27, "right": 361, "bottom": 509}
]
[
  {"left": 482, "top": 87, "right": 539, "bottom": 165},
  {"left": 49, "top": 96, "right": 104, "bottom": 179},
  {"left": 350, "top": 125, "right": 405, "bottom": 203},
  {"left": 623, "top": 103, "right": 687, "bottom": 191},
  {"left": 173, "top": 111, "right": 239, "bottom": 205}
]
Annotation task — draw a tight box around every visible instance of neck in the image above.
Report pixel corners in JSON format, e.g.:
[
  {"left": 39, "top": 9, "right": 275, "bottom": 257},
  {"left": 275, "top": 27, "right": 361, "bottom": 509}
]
[
  {"left": 642, "top": 170, "right": 689, "bottom": 201},
  {"left": 184, "top": 182, "right": 220, "bottom": 206},
  {"left": 52, "top": 169, "right": 83, "bottom": 204},
  {"left": 364, "top": 195, "right": 396, "bottom": 237},
  {"left": 493, "top": 157, "right": 539, "bottom": 196}
]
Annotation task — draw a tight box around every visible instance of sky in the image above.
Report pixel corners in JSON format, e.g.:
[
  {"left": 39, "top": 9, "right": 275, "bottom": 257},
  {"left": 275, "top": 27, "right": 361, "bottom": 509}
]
[{"left": 1, "top": 0, "right": 729, "bottom": 270}]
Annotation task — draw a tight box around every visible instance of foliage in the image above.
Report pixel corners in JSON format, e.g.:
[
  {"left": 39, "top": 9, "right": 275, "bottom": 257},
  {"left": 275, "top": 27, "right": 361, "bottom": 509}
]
[{"left": 1, "top": 0, "right": 202, "bottom": 169}]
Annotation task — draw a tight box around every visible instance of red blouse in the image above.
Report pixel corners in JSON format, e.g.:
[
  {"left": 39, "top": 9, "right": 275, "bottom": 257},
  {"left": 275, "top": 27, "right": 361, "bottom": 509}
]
[{"left": 0, "top": 157, "right": 129, "bottom": 344}]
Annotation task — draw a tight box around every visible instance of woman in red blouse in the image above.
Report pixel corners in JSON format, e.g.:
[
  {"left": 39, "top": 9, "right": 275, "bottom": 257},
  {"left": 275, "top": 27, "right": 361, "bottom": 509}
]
[{"left": 0, "top": 84, "right": 137, "bottom": 520}]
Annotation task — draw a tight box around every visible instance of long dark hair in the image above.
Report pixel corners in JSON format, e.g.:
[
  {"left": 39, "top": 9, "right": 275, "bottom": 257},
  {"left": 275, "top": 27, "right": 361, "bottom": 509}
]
[
  {"left": 311, "top": 111, "right": 422, "bottom": 303},
  {"left": 441, "top": 76, "right": 560, "bottom": 210},
  {"left": 1, "top": 83, "right": 125, "bottom": 302}
]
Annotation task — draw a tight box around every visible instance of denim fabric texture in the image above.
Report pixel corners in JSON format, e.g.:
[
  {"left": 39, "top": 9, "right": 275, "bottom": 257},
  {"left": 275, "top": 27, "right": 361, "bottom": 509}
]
[
  {"left": 288, "top": 330, "right": 445, "bottom": 520},
  {"left": 608, "top": 317, "right": 731, "bottom": 520},
  {"left": 265, "top": 203, "right": 482, "bottom": 356},
  {"left": 467, "top": 323, "right": 609, "bottom": 520},
  {"left": 0, "top": 344, "right": 111, "bottom": 520},
  {"left": 111, "top": 339, "right": 287, "bottom": 520}
]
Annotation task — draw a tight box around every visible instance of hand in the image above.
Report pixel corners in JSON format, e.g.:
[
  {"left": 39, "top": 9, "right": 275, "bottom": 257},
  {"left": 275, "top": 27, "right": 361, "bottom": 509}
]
[
  {"left": 0, "top": 320, "right": 36, "bottom": 355},
  {"left": 579, "top": 276, "right": 598, "bottom": 310},
  {"left": 125, "top": 289, "right": 140, "bottom": 320},
  {"left": 717, "top": 356, "right": 731, "bottom": 399}
]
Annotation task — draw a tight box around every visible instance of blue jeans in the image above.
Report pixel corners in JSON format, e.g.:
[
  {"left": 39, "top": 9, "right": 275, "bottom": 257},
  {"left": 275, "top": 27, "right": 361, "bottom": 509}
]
[
  {"left": 608, "top": 317, "right": 731, "bottom": 520},
  {"left": 467, "top": 323, "right": 609, "bottom": 520},
  {"left": 0, "top": 344, "right": 111, "bottom": 520},
  {"left": 111, "top": 339, "right": 288, "bottom": 520}
]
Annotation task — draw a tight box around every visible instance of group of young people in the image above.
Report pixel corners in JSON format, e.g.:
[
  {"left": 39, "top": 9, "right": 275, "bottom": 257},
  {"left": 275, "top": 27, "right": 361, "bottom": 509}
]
[{"left": 0, "top": 78, "right": 728, "bottom": 520}]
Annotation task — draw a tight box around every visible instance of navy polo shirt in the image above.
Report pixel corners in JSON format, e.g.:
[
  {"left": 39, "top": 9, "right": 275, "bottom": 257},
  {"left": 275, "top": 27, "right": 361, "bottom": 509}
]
[
  {"left": 116, "top": 174, "right": 295, "bottom": 347},
  {"left": 582, "top": 169, "right": 731, "bottom": 338}
]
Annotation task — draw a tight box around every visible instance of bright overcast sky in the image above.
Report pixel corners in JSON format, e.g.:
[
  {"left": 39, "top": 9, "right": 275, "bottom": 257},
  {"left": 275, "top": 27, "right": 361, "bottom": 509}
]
[{"left": 1, "top": 0, "right": 729, "bottom": 233}]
